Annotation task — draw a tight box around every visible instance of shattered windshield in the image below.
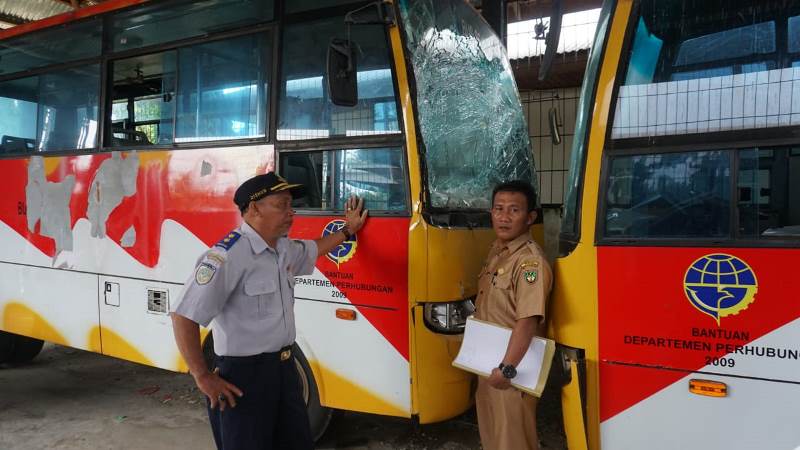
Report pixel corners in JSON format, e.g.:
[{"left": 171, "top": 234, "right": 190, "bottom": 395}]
[{"left": 398, "top": 0, "right": 535, "bottom": 210}]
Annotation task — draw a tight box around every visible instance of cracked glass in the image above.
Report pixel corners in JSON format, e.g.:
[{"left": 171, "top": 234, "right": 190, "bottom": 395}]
[{"left": 398, "top": 0, "right": 535, "bottom": 210}]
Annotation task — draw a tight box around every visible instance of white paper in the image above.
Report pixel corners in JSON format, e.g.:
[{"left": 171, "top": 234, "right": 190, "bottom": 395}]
[{"left": 453, "top": 317, "right": 551, "bottom": 394}]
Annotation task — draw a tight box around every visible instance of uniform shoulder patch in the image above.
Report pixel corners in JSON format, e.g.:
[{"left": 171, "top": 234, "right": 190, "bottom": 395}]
[
  {"left": 214, "top": 231, "right": 241, "bottom": 251},
  {"left": 195, "top": 262, "right": 217, "bottom": 285},
  {"left": 519, "top": 260, "right": 540, "bottom": 284},
  {"left": 523, "top": 269, "right": 538, "bottom": 284}
]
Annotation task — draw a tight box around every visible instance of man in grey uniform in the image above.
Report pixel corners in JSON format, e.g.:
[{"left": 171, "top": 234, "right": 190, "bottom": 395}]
[{"left": 170, "top": 172, "right": 367, "bottom": 450}]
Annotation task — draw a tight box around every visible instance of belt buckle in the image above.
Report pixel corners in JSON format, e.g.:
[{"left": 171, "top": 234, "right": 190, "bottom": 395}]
[{"left": 280, "top": 349, "right": 291, "bottom": 361}]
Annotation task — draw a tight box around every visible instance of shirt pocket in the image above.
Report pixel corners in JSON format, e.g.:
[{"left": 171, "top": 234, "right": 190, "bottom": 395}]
[
  {"left": 492, "top": 273, "right": 513, "bottom": 291},
  {"left": 493, "top": 272, "right": 523, "bottom": 320},
  {"left": 244, "top": 278, "right": 279, "bottom": 318}
]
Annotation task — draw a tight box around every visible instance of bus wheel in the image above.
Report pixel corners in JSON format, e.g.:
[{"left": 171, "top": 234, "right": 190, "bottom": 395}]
[
  {"left": 292, "top": 344, "right": 333, "bottom": 442},
  {"left": 0, "top": 331, "right": 15, "bottom": 363},
  {"left": 0, "top": 331, "right": 44, "bottom": 364},
  {"left": 10, "top": 334, "right": 44, "bottom": 363}
]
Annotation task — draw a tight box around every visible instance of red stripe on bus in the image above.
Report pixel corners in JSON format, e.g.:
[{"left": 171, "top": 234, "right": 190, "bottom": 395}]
[
  {"left": 597, "top": 246, "right": 800, "bottom": 421},
  {"left": 291, "top": 216, "right": 411, "bottom": 360},
  {"left": 1, "top": 152, "right": 410, "bottom": 360}
]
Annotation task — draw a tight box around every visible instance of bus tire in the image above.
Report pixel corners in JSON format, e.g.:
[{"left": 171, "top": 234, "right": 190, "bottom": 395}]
[
  {"left": 292, "top": 344, "right": 333, "bottom": 442},
  {"left": 10, "top": 334, "right": 44, "bottom": 363},
  {"left": 0, "top": 331, "right": 15, "bottom": 363}
]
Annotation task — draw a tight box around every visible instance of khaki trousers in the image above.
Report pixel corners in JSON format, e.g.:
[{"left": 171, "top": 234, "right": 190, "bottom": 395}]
[{"left": 476, "top": 377, "right": 539, "bottom": 450}]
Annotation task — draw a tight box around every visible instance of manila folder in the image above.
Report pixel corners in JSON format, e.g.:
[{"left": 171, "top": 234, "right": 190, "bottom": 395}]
[{"left": 452, "top": 317, "right": 555, "bottom": 397}]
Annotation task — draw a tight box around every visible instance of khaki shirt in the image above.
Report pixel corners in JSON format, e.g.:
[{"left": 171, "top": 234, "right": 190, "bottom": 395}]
[
  {"left": 172, "top": 222, "right": 317, "bottom": 356},
  {"left": 474, "top": 233, "right": 552, "bottom": 328}
]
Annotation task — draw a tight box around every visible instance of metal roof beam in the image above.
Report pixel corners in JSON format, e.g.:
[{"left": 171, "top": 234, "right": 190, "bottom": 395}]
[{"left": 507, "top": 0, "right": 601, "bottom": 23}]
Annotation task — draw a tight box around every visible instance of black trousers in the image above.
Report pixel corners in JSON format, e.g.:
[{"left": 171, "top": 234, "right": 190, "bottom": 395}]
[{"left": 207, "top": 349, "right": 313, "bottom": 450}]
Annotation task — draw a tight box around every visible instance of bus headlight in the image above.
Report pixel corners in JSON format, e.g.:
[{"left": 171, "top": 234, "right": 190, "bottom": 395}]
[{"left": 422, "top": 298, "right": 475, "bottom": 334}]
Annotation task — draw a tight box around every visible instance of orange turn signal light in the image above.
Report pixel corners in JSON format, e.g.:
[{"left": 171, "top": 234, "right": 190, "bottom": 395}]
[
  {"left": 335, "top": 308, "right": 357, "bottom": 321},
  {"left": 689, "top": 379, "right": 727, "bottom": 397}
]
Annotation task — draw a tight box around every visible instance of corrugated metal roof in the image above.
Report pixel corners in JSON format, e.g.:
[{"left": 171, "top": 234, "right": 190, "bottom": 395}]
[
  {"left": 0, "top": 0, "right": 72, "bottom": 22},
  {"left": 507, "top": 7, "right": 600, "bottom": 60}
]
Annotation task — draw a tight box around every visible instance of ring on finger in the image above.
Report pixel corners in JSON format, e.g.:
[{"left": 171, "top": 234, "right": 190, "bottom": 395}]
[{"left": 218, "top": 394, "right": 226, "bottom": 402}]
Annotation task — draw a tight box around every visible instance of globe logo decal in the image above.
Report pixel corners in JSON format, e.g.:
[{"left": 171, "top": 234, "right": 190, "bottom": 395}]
[
  {"left": 322, "top": 219, "right": 357, "bottom": 266},
  {"left": 684, "top": 254, "right": 758, "bottom": 326}
]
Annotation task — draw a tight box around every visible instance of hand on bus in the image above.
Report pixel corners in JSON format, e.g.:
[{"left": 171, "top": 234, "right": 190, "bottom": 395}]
[
  {"left": 196, "top": 367, "right": 243, "bottom": 411},
  {"left": 343, "top": 195, "right": 368, "bottom": 234},
  {"left": 488, "top": 368, "right": 511, "bottom": 390}
]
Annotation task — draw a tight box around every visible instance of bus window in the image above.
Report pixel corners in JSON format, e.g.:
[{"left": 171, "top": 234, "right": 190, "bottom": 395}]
[
  {"left": 110, "top": 51, "right": 177, "bottom": 147},
  {"left": 791, "top": 15, "right": 800, "bottom": 61},
  {"left": 111, "top": 0, "right": 273, "bottom": 52},
  {"left": 0, "top": 18, "right": 101, "bottom": 76},
  {"left": 278, "top": 17, "right": 399, "bottom": 140},
  {"left": 175, "top": 33, "right": 270, "bottom": 143},
  {"left": 612, "top": 1, "right": 800, "bottom": 140},
  {"left": 0, "top": 77, "right": 37, "bottom": 154},
  {"left": 603, "top": 151, "right": 731, "bottom": 238},
  {"left": 0, "top": 66, "right": 99, "bottom": 154},
  {"left": 398, "top": 0, "right": 534, "bottom": 211},
  {"left": 738, "top": 147, "right": 800, "bottom": 238},
  {"left": 280, "top": 147, "right": 408, "bottom": 212},
  {"left": 109, "top": 33, "right": 270, "bottom": 147},
  {"left": 39, "top": 66, "right": 100, "bottom": 152}
]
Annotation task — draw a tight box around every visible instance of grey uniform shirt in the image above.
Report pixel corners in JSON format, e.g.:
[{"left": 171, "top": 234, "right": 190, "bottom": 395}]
[{"left": 171, "top": 222, "right": 317, "bottom": 356}]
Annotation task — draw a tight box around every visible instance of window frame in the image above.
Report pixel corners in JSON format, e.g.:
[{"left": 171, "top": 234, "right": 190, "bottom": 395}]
[
  {"left": 597, "top": 140, "right": 800, "bottom": 249},
  {"left": 273, "top": 1, "right": 410, "bottom": 218},
  {"left": 0, "top": 15, "right": 103, "bottom": 78},
  {"left": 0, "top": 3, "right": 281, "bottom": 158},
  {"left": 276, "top": 142, "right": 412, "bottom": 217},
  {"left": 104, "top": 24, "right": 276, "bottom": 151},
  {"left": 598, "top": 0, "right": 800, "bottom": 248},
  {"left": 0, "top": 0, "right": 407, "bottom": 164},
  {"left": 275, "top": 3, "right": 404, "bottom": 145},
  {"left": 0, "top": 61, "right": 104, "bottom": 157},
  {"left": 108, "top": 0, "right": 275, "bottom": 54}
]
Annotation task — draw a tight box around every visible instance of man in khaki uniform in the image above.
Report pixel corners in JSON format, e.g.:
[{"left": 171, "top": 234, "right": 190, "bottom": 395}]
[{"left": 474, "top": 180, "right": 553, "bottom": 450}]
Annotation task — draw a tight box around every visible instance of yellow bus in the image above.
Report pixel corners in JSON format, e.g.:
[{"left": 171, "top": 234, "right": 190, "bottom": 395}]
[
  {"left": 555, "top": 0, "right": 800, "bottom": 448},
  {"left": 0, "top": 0, "right": 540, "bottom": 439}
]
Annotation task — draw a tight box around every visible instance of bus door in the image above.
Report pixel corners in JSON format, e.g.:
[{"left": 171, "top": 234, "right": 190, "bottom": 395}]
[
  {"left": 275, "top": 4, "right": 413, "bottom": 419},
  {"left": 597, "top": 1, "right": 800, "bottom": 448}
]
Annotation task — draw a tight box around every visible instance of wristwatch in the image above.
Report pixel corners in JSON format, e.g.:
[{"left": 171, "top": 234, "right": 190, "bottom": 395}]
[{"left": 498, "top": 363, "right": 517, "bottom": 379}]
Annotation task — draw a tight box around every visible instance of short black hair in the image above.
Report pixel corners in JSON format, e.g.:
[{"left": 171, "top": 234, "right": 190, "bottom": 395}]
[{"left": 491, "top": 180, "right": 538, "bottom": 212}]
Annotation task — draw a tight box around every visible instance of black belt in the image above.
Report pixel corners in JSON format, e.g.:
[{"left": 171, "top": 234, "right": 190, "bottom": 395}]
[{"left": 217, "top": 345, "right": 293, "bottom": 363}]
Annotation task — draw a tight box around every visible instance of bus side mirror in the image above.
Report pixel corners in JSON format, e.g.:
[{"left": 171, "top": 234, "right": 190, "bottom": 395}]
[
  {"left": 549, "top": 107, "right": 562, "bottom": 146},
  {"left": 327, "top": 39, "right": 358, "bottom": 107}
]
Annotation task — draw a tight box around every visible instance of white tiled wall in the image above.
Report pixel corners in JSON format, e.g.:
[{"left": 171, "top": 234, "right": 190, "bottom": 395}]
[
  {"left": 521, "top": 87, "right": 581, "bottom": 206},
  {"left": 612, "top": 68, "right": 800, "bottom": 139}
]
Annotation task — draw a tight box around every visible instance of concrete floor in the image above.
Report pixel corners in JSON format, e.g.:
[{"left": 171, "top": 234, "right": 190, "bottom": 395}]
[{"left": 0, "top": 344, "right": 566, "bottom": 450}]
